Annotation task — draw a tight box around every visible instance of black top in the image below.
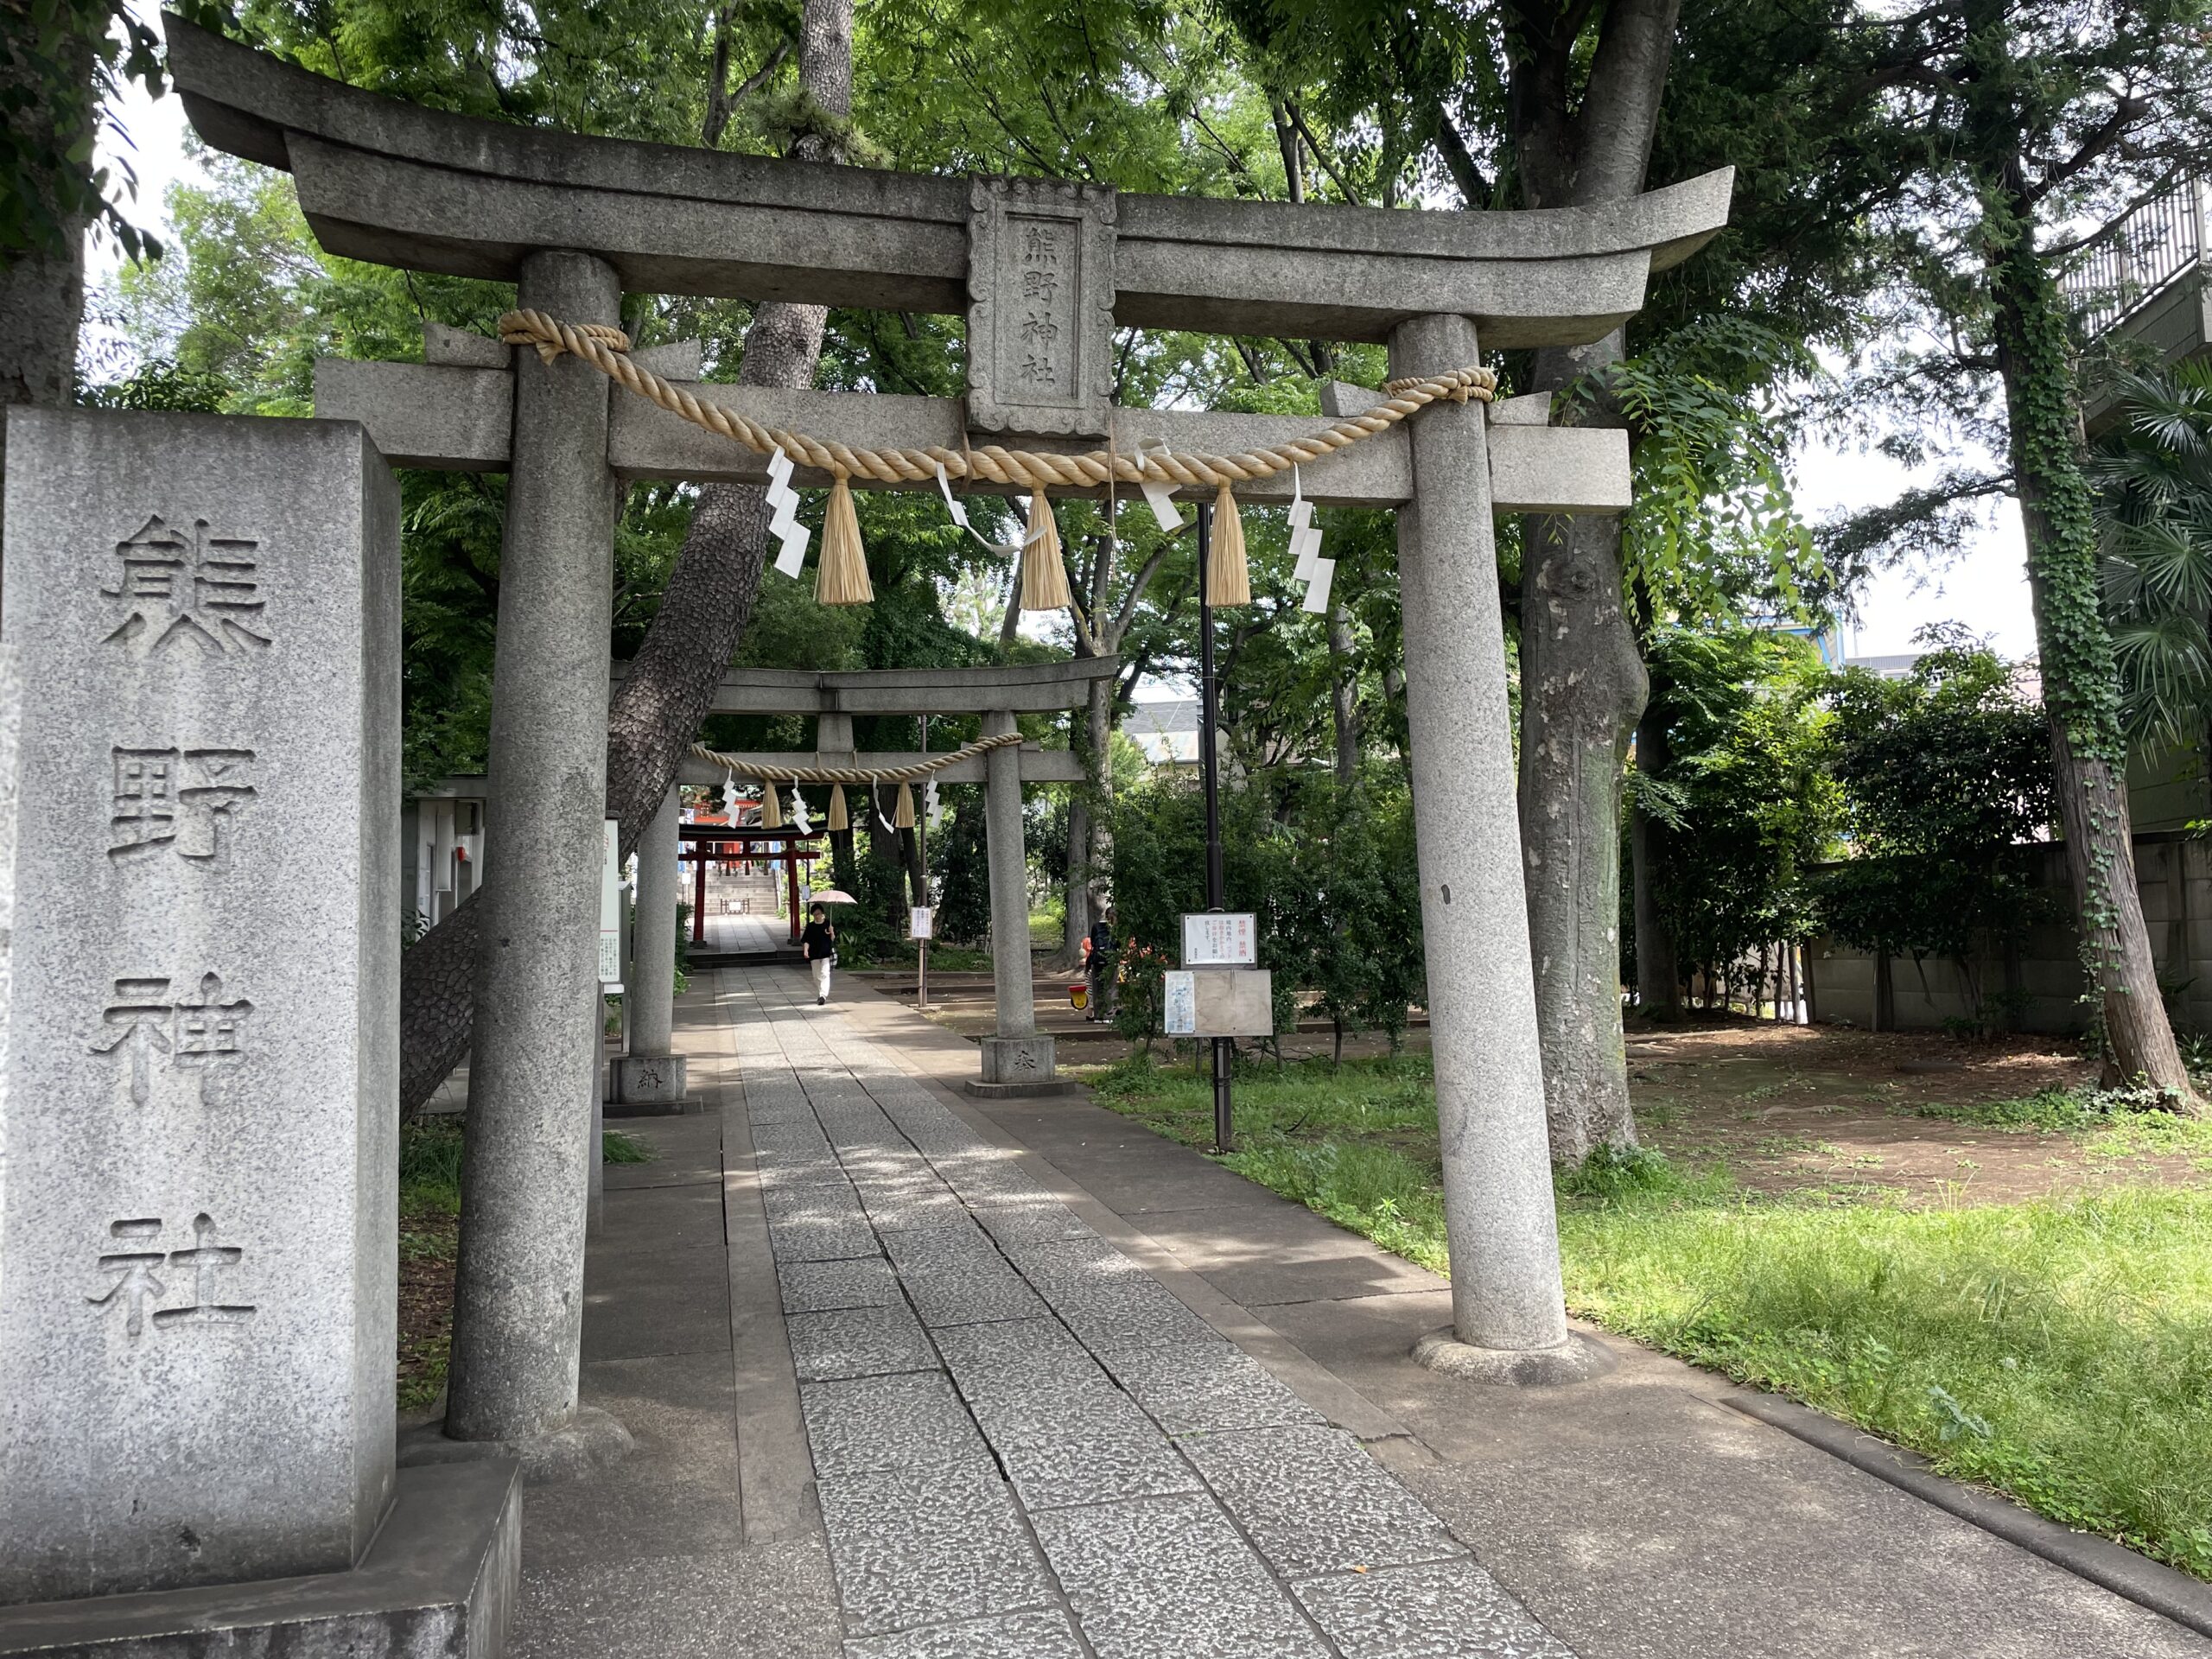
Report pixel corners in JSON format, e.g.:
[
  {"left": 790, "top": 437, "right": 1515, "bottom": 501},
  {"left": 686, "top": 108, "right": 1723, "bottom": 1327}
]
[
  {"left": 801, "top": 920, "right": 836, "bottom": 959},
  {"left": 1088, "top": 919, "right": 1115, "bottom": 958}
]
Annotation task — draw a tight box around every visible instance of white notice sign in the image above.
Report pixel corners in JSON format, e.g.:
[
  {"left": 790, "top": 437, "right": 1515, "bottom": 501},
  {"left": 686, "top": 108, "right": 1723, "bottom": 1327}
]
[
  {"left": 1181, "top": 912, "right": 1257, "bottom": 966},
  {"left": 599, "top": 817, "right": 624, "bottom": 988},
  {"left": 910, "top": 906, "right": 934, "bottom": 939},
  {"left": 1163, "top": 970, "right": 1196, "bottom": 1035}
]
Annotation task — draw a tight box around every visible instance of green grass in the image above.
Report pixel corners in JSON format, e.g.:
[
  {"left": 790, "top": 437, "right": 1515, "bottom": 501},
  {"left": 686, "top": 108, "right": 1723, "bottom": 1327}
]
[
  {"left": 1910, "top": 1085, "right": 2212, "bottom": 1166},
  {"left": 399, "top": 1118, "right": 656, "bottom": 1206},
  {"left": 1095, "top": 1056, "right": 2212, "bottom": 1578},
  {"left": 400, "top": 1119, "right": 467, "bottom": 1215},
  {"left": 847, "top": 943, "right": 995, "bottom": 973}
]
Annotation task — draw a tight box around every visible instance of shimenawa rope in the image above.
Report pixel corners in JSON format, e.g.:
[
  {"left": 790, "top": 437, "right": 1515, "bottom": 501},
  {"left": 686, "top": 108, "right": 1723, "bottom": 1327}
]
[
  {"left": 690, "top": 730, "right": 1022, "bottom": 785},
  {"left": 497, "top": 310, "right": 1495, "bottom": 493}
]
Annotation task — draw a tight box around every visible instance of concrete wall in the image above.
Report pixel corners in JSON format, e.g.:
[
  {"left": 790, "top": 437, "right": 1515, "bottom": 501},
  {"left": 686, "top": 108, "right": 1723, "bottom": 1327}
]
[
  {"left": 1805, "top": 831, "right": 2212, "bottom": 1034},
  {"left": 2126, "top": 742, "right": 2207, "bottom": 835}
]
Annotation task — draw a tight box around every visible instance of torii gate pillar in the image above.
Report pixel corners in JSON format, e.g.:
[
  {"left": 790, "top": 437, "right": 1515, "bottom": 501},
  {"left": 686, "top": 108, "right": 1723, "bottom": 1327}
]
[
  {"left": 1392, "top": 315, "right": 1605, "bottom": 1383},
  {"left": 435, "top": 250, "right": 638, "bottom": 1469},
  {"left": 969, "top": 709, "right": 1069, "bottom": 1097}
]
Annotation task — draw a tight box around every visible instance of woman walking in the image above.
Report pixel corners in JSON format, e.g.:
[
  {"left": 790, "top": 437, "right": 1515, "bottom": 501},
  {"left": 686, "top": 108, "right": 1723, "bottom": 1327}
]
[{"left": 800, "top": 900, "right": 837, "bottom": 1005}]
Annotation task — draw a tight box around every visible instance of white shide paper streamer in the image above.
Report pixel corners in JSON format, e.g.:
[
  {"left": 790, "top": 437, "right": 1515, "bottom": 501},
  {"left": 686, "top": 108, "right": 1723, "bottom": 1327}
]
[{"left": 766, "top": 447, "right": 810, "bottom": 577}]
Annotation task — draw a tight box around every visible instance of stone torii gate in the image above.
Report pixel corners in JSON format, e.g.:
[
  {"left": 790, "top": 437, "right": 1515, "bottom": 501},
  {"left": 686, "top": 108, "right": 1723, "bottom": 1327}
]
[
  {"left": 165, "top": 16, "right": 1732, "bottom": 1460},
  {"left": 669, "top": 658, "right": 1112, "bottom": 1097}
]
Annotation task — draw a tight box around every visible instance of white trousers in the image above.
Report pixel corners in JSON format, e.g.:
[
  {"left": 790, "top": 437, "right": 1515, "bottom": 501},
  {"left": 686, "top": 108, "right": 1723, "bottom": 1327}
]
[{"left": 813, "top": 955, "right": 833, "bottom": 1000}]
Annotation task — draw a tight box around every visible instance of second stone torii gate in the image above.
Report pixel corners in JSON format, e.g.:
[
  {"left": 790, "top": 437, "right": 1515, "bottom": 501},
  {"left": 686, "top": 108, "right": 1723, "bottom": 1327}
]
[
  {"left": 166, "top": 12, "right": 1733, "bottom": 1464},
  {"left": 669, "top": 658, "right": 1111, "bottom": 1097}
]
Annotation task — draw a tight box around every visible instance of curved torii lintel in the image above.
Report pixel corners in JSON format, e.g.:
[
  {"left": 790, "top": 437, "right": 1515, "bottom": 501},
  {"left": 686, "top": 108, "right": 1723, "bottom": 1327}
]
[{"left": 162, "top": 15, "right": 1732, "bottom": 349}]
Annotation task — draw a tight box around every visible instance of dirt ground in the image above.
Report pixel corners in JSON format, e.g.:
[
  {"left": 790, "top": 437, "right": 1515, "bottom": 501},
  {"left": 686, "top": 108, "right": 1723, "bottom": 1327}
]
[
  {"left": 397, "top": 1211, "right": 458, "bottom": 1412},
  {"left": 1621, "top": 1019, "right": 2212, "bottom": 1205}
]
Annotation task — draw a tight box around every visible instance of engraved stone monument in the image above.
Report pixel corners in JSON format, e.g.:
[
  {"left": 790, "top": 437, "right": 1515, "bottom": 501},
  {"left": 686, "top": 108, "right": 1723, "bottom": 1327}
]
[{"left": 0, "top": 408, "right": 518, "bottom": 1655}]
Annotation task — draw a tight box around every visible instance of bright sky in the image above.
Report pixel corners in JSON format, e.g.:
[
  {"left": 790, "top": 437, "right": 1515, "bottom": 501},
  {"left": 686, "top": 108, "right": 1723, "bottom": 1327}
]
[
  {"left": 1793, "top": 434, "right": 2040, "bottom": 661},
  {"left": 94, "top": 78, "right": 2043, "bottom": 665}
]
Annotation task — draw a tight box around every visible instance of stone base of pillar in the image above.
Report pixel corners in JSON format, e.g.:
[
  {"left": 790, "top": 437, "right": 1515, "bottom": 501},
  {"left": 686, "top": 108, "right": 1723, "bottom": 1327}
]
[
  {"left": 399, "top": 1405, "right": 635, "bottom": 1486},
  {"left": 963, "top": 1076, "right": 1079, "bottom": 1099},
  {"left": 964, "top": 1035, "right": 1075, "bottom": 1098},
  {"left": 1410, "top": 1327, "right": 1616, "bottom": 1387},
  {"left": 608, "top": 1054, "right": 697, "bottom": 1115},
  {"left": 0, "top": 1462, "right": 520, "bottom": 1658}
]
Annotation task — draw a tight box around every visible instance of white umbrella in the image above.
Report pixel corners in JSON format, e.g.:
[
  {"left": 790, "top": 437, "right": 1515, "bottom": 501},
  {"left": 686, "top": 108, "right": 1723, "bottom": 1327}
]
[{"left": 809, "top": 888, "right": 858, "bottom": 904}]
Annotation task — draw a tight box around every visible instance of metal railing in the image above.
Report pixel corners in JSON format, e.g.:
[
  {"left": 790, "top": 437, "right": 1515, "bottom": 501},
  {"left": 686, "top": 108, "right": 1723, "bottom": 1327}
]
[{"left": 2063, "top": 181, "right": 2210, "bottom": 338}]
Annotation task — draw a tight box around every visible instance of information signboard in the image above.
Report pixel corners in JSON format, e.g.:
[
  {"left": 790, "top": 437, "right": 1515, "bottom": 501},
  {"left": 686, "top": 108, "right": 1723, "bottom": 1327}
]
[
  {"left": 1163, "top": 970, "right": 1197, "bottom": 1034},
  {"left": 1181, "top": 911, "right": 1257, "bottom": 966},
  {"left": 910, "top": 906, "right": 934, "bottom": 939},
  {"left": 599, "top": 817, "right": 624, "bottom": 988}
]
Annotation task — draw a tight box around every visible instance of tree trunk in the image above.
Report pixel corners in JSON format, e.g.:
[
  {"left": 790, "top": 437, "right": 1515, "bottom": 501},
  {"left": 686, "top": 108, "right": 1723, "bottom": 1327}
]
[
  {"left": 898, "top": 824, "right": 925, "bottom": 910},
  {"left": 1974, "top": 156, "right": 2196, "bottom": 1103},
  {"left": 1630, "top": 696, "right": 1679, "bottom": 1017},
  {"left": 1, "top": 11, "right": 96, "bottom": 593},
  {"left": 1516, "top": 493, "right": 1646, "bottom": 1161},
  {"left": 1505, "top": 0, "right": 1681, "bottom": 1163},
  {"left": 395, "top": 0, "right": 853, "bottom": 1115},
  {"left": 1052, "top": 638, "right": 1119, "bottom": 970},
  {"left": 1328, "top": 601, "right": 1360, "bottom": 788},
  {"left": 1057, "top": 793, "right": 1091, "bottom": 974}
]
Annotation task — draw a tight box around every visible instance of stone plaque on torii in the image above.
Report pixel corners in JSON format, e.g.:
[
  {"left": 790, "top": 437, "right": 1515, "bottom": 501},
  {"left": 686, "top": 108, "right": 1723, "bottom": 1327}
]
[{"left": 162, "top": 11, "right": 1732, "bottom": 1457}]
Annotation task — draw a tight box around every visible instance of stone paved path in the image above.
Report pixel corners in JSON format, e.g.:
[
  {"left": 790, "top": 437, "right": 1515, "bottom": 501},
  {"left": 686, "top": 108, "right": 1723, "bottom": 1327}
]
[
  {"left": 724, "top": 966, "right": 1577, "bottom": 1659},
  {"left": 702, "top": 908, "right": 791, "bottom": 957}
]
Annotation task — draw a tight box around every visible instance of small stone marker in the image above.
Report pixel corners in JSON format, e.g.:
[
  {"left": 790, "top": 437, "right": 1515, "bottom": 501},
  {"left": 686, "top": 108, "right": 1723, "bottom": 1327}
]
[{"left": 0, "top": 409, "right": 400, "bottom": 1602}]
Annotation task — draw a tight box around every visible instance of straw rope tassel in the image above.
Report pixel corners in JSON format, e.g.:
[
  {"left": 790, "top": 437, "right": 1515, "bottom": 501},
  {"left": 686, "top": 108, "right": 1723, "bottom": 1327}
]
[
  {"left": 1019, "top": 493, "right": 1072, "bottom": 612},
  {"left": 760, "top": 780, "right": 782, "bottom": 830},
  {"left": 893, "top": 781, "right": 916, "bottom": 830},
  {"left": 828, "top": 783, "right": 849, "bottom": 832},
  {"left": 1206, "top": 480, "right": 1251, "bottom": 607},
  {"left": 815, "top": 475, "right": 874, "bottom": 606}
]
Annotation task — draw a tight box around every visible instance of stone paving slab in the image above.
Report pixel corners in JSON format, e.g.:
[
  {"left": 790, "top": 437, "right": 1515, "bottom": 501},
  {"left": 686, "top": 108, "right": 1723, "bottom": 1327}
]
[
  {"left": 970, "top": 1197, "right": 1096, "bottom": 1245},
  {"left": 843, "top": 1609, "right": 1090, "bottom": 1659},
  {"left": 1289, "top": 1559, "right": 1579, "bottom": 1659},
  {"left": 1001, "top": 1427, "right": 1208, "bottom": 1512},
  {"left": 965, "top": 1363, "right": 1158, "bottom": 1449},
  {"left": 1052, "top": 1281, "right": 1236, "bottom": 1351},
  {"left": 815, "top": 1465, "right": 1058, "bottom": 1638},
  {"left": 1031, "top": 1492, "right": 1330, "bottom": 1659},
  {"left": 797, "top": 1371, "right": 991, "bottom": 1478},
  {"left": 852, "top": 1176, "right": 969, "bottom": 1233},
  {"left": 785, "top": 1303, "right": 938, "bottom": 1382},
  {"left": 880, "top": 1225, "right": 1049, "bottom": 1326},
  {"left": 1179, "top": 1426, "right": 1468, "bottom": 1580},
  {"left": 1097, "top": 1340, "right": 1328, "bottom": 1436},
  {"left": 761, "top": 1184, "right": 879, "bottom": 1262},
  {"left": 930, "top": 1315, "right": 1089, "bottom": 1377},
  {"left": 777, "top": 1255, "right": 900, "bottom": 1314}
]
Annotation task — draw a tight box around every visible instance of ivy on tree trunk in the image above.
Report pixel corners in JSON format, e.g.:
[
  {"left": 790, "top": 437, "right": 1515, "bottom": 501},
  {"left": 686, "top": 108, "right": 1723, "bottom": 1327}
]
[
  {"left": 1955, "top": 0, "right": 2196, "bottom": 1108},
  {"left": 1989, "top": 238, "right": 2195, "bottom": 1100}
]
